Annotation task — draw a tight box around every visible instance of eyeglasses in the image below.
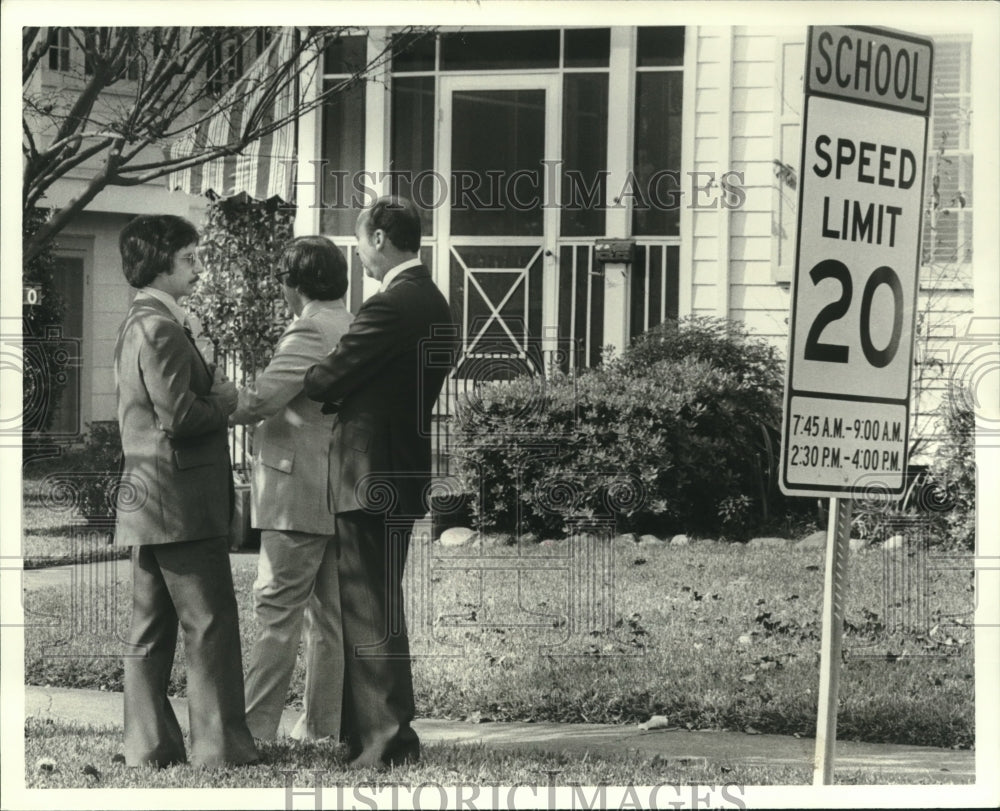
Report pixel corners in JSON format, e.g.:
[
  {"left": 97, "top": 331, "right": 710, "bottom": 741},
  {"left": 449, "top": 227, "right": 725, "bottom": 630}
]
[
  {"left": 274, "top": 270, "right": 292, "bottom": 284},
  {"left": 176, "top": 254, "right": 200, "bottom": 267}
]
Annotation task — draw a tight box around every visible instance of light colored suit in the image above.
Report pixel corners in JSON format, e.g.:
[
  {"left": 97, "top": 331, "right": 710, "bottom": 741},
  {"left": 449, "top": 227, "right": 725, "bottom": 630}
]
[
  {"left": 232, "top": 298, "right": 354, "bottom": 533},
  {"left": 230, "top": 298, "right": 353, "bottom": 741},
  {"left": 113, "top": 293, "right": 257, "bottom": 767},
  {"left": 115, "top": 295, "right": 233, "bottom": 547}
]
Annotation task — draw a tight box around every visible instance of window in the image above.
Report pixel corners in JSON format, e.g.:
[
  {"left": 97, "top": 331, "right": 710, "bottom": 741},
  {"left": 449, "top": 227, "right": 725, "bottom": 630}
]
[
  {"left": 390, "top": 28, "right": 610, "bottom": 72},
  {"left": 632, "top": 27, "right": 685, "bottom": 236},
  {"left": 440, "top": 30, "right": 560, "bottom": 71},
  {"left": 390, "top": 75, "right": 435, "bottom": 236},
  {"left": 83, "top": 28, "right": 140, "bottom": 80},
  {"left": 324, "top": 34, "right": 368, "bottom": 74},
  {"left": 386, "top": 28, "right": 613, "bottom": 238},
  {"left": 562, "top": 72, "right": 609, "bottom": 236},
  {"left": 47, "top": 28, "right": 70, "bottom": 72},
  {"left": 391, "top": 32, "right": 436, "bottom": 72},
  {"left": 636, "top": 26, "right": 684, "bottom": 67},
  {"left": 320, "top": 35, "right": 368, "bottom": 236},
  {"left": 255, "top": 29, "right": 273, "bottom": 58},
  {"left": 771, "top": 38, "right": 806, "bottom": 284},
  {"left": 206, "top": 31, "right": 246, "bottom": 96},
  {"left": 564, "top": 28, "right": 611, "bottom": 68}
]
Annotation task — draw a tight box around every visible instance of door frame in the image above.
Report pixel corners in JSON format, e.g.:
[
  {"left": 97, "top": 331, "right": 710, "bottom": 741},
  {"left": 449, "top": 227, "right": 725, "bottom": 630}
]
[
  {"left": 51, "top": 235, "right": 94, "bottom": 436},
  {"left": 436, "top": 73, "right": 562, "bottom": 356}
]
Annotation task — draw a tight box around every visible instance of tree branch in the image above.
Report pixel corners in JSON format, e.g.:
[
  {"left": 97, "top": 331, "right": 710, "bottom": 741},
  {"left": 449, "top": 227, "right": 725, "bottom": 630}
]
[
  {"left": 22, "top": 27, "right": 49, "bottom": 85},
  {"left": 23, "top": 25, "right": 438, "bottom": 258},
  {"left": 24, "top": 172, "right": 111, "bottom": 265},
  {"left": 25, "top": 136, "right": 116, "bottom": 211},
  {"left": 22, "top": 116, "right": 39, "bottom": 165},
  {"left": 27, "top": 63, "right": 114, "bottom": 194}
]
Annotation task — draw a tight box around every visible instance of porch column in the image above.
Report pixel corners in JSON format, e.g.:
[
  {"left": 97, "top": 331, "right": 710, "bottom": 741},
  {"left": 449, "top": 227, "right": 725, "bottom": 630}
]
[
  {"left": 365, "top": 29, "right": 391, "bottom": 196},
  {"left": 294, "top": 37, "right": 322, "bottom": 237},
  {"left": 602, "top": 27, "right": 637, "bottom": 355}
]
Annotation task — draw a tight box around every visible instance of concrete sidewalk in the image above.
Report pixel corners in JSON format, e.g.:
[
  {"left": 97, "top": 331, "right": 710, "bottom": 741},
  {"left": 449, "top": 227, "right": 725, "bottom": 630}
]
[
  {"left": 20, "top": 550, "right": 261, "bottom": 591},
  {"left": 24, "top": 685, "right": 973, "bottom": 782}
]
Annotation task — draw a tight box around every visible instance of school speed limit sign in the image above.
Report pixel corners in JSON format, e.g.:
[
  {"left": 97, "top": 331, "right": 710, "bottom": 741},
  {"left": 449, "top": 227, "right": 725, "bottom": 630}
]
[{"left": 780, "top": 26, "right": 933, "bottom": 498}]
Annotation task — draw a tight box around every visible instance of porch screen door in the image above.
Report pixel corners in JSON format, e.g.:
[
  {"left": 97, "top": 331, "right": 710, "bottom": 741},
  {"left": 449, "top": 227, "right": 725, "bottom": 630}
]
[{"left": 438, "top": 75, "right": 560, "bottom": 379}]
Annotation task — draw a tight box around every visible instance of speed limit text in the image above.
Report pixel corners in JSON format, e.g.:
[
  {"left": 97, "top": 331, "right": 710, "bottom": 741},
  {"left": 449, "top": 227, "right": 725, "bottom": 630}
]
[{"left": 813, "top": 136, "right": 915, "bottom": 247}]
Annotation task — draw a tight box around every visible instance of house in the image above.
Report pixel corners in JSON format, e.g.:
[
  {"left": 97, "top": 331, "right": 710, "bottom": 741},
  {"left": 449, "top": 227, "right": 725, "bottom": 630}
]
[
  {"left": 288, "top": 24, "right": 978, "bottom": 469},
  {"left": 29, "top": 23, "right": 981, "bottom": 470}
]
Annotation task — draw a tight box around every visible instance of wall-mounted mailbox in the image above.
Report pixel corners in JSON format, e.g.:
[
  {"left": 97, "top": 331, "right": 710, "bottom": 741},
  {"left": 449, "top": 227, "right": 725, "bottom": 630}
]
[{"left": 593, "top": 238, "right": 635, "bottom": 264}]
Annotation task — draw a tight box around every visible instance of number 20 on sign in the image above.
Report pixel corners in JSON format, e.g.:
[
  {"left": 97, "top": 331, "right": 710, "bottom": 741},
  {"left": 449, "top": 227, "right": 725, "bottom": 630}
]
[{"left": 780, "top": 25, "right": 933, "bottom": 498}]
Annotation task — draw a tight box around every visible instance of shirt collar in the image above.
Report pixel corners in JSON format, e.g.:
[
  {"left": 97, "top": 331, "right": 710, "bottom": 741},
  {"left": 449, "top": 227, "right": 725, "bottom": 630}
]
[
  {"left": 300, "top": 298, "right": 346, "bottom": 319},
  {"left": 379, "top": 258, "right": 422, "bottom": 293},
  {"left": 137, "top": 287, "right": 190, "bottom": 328}
]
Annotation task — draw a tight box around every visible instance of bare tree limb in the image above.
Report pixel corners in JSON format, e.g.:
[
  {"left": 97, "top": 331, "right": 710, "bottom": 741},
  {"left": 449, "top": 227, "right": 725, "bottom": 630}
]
[
  {"left": 22, "top": 27, "right": 49, "bottom": 86},
  {"left": 25, "top": 137, "right": 116, "bottom": 211},
  {"left": 22, "top": 25, "right": 438, "bottom": 263},
  {"left": 25, "top": 168, "right": 114, "bottom": 264}
]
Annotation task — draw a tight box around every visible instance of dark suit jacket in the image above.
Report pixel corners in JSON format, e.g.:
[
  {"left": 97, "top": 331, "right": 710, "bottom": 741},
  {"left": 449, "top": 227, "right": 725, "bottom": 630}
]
[
  {"left": 303, "top": 265, "right": 454, "bottom": 518},
  {"left": 113, "top": 295, "right": 233, "bottom": 545}
]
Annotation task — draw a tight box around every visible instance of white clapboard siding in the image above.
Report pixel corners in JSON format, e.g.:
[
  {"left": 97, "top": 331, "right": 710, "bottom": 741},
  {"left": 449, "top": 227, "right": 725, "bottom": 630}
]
[
  {"left": 730, "top": 259, "right": 776, "bottom": 287},
  {"left": 728, "top": 28, "right": 790, "bottom": 344}
]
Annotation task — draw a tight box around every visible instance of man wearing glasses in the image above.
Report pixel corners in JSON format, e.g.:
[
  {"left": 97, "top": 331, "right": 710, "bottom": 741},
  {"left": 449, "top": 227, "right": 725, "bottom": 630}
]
[
  {"left": 114, "top": 215, "right": 257, "bottom": 767},
  {"left": 229, "top": 236, "right": 353, "bottom": 742}
]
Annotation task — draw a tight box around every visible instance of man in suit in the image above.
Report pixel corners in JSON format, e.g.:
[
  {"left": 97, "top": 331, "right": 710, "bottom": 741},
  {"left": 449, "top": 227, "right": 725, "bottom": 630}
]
[
  {"left": 229, "top": 236, "right": 353, "bottom": 742},
  {"left": 303, "top": 196, "right": 454, "bottom": 768},
  {"left": 113, "top": 215, "right": 258, "bottom": 767}
]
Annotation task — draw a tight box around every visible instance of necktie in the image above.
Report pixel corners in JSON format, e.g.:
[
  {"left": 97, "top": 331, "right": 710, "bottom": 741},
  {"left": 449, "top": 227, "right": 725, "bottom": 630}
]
[{"left": 182, "top": 320, "right": 212, "bottom": 376}]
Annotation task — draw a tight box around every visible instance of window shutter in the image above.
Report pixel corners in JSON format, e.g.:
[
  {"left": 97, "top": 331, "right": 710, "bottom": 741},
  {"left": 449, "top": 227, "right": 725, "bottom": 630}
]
[
  {"left": 771, "top": 37, "right": 805, "bottom": 285},
  {"left": 922, "top": 38, "right": 973, "bottom": 271}
]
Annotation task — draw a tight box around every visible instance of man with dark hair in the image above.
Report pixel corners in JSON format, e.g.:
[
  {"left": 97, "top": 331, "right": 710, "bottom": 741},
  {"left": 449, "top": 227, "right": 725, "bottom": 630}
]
[
  {"left": 303, "top": 196, "right": 454, "bottom": 768},
  {"left": 113, "top": 214, "right": 258, "bottom": 767},
  {"left": 230, "top": 236, "right": 353, "bottom": 741}
]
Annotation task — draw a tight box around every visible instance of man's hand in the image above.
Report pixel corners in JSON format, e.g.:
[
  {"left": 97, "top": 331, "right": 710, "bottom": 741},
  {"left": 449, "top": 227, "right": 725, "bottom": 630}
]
[{"left": 211, "top": 369, "right": 238, "bottom": 415}]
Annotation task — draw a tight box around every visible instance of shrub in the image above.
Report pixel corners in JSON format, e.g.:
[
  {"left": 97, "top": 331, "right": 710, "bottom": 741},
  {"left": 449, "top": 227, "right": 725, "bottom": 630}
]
[
  {"left": 928, "top": 379, "right": 976, "bottom": 551},
  {"left": 41, "top": 422, "right": 123, "bottom": 528},
  {"left": 453, "top": 317, "right": 788, "bottom": 538},
  {"left": 848, "top": 375, "right": 976, "bottom": 551},
  {"left": 612, "top": 315, "right": 785, "bottom": 427}
]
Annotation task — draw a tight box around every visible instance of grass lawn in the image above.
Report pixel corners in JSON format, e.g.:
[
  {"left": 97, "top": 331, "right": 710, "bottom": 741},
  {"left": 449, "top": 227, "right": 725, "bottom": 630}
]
[
  {"left": 23, "top": 718, "right": 961, "bottom": 788},
  {"left": 24, "top": 532, "right": 975, "bottom": 750},
  {"left": 20, "top": 478, "right": 129, "bottom": 569}
]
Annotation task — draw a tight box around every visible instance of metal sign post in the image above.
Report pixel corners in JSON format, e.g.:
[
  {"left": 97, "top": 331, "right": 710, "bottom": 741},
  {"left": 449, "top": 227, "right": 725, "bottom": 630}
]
[
  {"left": 812, "top": 497, "right": 853, "bottom": 785},
  {"left": 779, "top": 25, "right": 933, "bottom": 785}
]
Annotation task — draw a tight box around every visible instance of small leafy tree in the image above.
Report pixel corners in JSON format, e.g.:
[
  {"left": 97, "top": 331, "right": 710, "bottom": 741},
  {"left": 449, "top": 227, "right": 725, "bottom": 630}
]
[
  {"left": 928, "top": 378, "right": 976, "bottom": 551},
  {"left": 186, "top": 194, "right": 295, "bottom": 493},
  {"left": 187, "top": 193, "right": 296, "bottom": 373}
]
